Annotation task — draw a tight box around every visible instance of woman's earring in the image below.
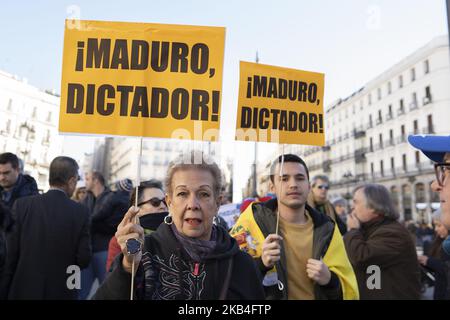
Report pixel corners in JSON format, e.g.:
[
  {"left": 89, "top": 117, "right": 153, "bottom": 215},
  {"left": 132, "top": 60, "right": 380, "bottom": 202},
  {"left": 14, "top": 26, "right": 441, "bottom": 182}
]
[{"left": 164, "top": 214, "right": 173, "bottom": 225}]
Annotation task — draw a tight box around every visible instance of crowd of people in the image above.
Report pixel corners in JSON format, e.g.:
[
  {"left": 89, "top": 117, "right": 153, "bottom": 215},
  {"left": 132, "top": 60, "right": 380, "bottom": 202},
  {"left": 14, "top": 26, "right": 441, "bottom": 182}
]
[{"left": 0, "top": 133, "right": 449, "bottom": 300}]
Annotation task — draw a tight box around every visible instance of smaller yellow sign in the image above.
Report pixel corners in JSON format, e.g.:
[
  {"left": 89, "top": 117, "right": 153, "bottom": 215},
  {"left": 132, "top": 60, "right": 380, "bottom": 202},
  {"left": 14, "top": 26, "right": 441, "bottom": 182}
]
[{"left": 235, "top": 61, "right": 325, "bottom": 146}]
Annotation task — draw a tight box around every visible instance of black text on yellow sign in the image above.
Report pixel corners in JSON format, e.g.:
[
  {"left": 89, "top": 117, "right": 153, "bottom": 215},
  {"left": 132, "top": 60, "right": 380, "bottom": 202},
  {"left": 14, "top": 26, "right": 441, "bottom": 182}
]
[
  {"left": 59, "top": 20, "right": 225, "bottom": 141},
  {"left": 235, "top": 61, "right": 325, "bottom": 146}
]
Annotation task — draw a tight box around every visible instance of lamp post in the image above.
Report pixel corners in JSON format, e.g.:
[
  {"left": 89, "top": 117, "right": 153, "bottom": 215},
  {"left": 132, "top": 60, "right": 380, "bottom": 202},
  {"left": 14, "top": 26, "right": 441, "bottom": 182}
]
[{"left": 343, "top": 171, "right": 353, "bottom": 201}]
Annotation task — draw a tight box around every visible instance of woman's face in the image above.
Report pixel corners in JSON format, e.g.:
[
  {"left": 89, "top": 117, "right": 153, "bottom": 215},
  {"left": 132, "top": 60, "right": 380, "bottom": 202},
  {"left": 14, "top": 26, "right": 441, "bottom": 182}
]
[
  {"left": 77, "top": 187, "right": 87, "bottom": 201},
  {"left": 434, "top": 219, "right": 449, "bottom": 239},
  {"left": 166, "top": 168, "right": 220, "bottom": 240},
  {"left": 138, "top": 187, "right": 167, "bottom": 216}
]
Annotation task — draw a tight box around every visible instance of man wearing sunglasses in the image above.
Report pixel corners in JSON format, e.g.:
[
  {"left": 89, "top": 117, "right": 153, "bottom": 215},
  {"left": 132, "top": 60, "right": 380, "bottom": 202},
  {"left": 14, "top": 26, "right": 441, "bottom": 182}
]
[
  {"left": 408, "top": 135, "right": 450, "bottom": 229},
  {"left": 307, "top": 175, "right": 347, "bottom": 235}
]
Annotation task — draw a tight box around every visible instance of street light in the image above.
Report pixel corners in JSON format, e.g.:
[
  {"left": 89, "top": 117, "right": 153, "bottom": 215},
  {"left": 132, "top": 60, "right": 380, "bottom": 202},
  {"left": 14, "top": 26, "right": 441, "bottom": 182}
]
[{"left": 342, "top": 171, "right": 353, "bottom": 200}]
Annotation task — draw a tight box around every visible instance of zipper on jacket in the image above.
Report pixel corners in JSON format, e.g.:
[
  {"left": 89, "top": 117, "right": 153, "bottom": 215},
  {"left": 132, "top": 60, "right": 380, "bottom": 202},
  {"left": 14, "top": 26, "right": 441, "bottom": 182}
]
[
  {"left": 192, "top": 262, "right": 200, "bottom": 299},
  {"left": 193, "top": 262, "right": 200, "bottom": 276}
]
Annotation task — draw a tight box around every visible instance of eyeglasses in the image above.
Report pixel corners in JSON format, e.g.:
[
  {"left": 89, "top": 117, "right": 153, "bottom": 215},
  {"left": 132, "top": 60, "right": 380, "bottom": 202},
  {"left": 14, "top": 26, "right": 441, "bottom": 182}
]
[
  {"left": 317, "top": 185, "right": 329, "bottom": 190},
  {"left": 137, "top": 197, "right": 167, "bottom": 208},
  {"left": 434, "top": 162, "right": 450, "bottom": 187}
]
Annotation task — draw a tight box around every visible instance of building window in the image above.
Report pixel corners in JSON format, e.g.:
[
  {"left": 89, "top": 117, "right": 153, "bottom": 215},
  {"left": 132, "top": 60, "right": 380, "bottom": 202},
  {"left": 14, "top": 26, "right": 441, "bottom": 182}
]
[
  {"left": 377, "top": 88, "right": 382, "bottom": 100},
  {"left": 427, "top": 114, "right": 434, "bottom": 134},
  {"left": 371, "top": 162, "right": 374, "bottom": 176},
  {"left": 388, "top": 104, "right": 393, "bottom": 119},
  {"left": 387, "top": 82, "right": 392, "bottom": 94},
  {"left": 360, "top": 101, "right": 363, "bottom": 110},
  {"left": 413, "top": 119, "right": 418, "bottom": 134},
  {"left": 46, "top": 112, "right": 52, "bottom": 122},
  {"left": 370, "top": 137, "right": 373, "bottom": 152},
  {"left": 391, "top": 157, "right": 395, "bottom": 171},
  {"left": 401, "top": 124, "right": 405, "bottom": 139},
  {"left": 402, "top": 154, "right": 407, "bottom": 172},
  {"left": 424, "top": 86, "right": 432, "bottom": 104},
  {"left": 32, "top": 107, "right": 37, "bottom": 119},
  {"left": 415, "top": 151, "right": 420, "bottom": 164},
  {"left": 398, "top": 99, "right": 404, "bottom": 115},
  {"left": 7, "top": 99, "right": 12, "bottom": 111},
  {"left": 368, "top": 93, "right": 372, "bottom": 106},
  {"left": 352, "top": 104, "right": 356, "bottom": 114},
  {"left": 379, "top": 133, "right": 383, "bottom": 148},
  {"left": 377, "top": 110, "right": 382, "bottom": 124},
  {"left": 411, "top": 68, "right": 416, "bottom": 82},
  {"left": 399, "top": 75, "right": 403, "bottom": 88},
  {"left": 389, "top": 129, "right": 394, "bottom": 144},
  {"left": 424, "top": 60, "right": 429, "bottom": 74},
  {"left": 410, "top": 92, "right": 418, "bottom": 110},
  {"left": 380, "top": 160, "right": 384, "bottom": 177}
]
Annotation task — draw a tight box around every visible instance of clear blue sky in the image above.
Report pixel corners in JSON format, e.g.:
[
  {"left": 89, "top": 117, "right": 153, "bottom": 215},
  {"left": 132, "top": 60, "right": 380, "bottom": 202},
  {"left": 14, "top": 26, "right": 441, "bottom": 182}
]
[{"left": 1, "top": 1, "right": 448, "bottom": 200}]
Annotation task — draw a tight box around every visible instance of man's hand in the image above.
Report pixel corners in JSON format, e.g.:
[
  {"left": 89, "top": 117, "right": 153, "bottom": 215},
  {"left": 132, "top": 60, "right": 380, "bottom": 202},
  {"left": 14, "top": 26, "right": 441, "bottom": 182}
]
[
  {"left": 347, "top": 213, "right": 361, "bottom": 230},
  {"left": 116, "top": 206, "right": 144, "bottom": 274},
  {"left": 418, "top": 255, "right": 429, "bottom": 266},
  {"left": 306, "top": 258, "right": 331, "bottom": 286},
  {"left": 261, "top": 234, "right": 283, "bottom": 269}
]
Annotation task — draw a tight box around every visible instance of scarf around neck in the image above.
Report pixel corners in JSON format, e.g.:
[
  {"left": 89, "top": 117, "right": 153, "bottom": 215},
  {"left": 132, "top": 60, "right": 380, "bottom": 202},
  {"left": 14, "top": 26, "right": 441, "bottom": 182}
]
[{"left": 170, "top": 223, "right": 217, "bottom": 262}]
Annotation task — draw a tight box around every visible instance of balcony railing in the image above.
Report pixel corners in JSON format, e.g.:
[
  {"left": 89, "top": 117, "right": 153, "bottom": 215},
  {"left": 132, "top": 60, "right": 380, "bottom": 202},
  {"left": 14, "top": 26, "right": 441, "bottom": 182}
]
[
  {"left": 353, "top": 129, "right": 366, "bottom": 139},
  {"left": 355, "top": 148, "right": 366, "bottom": 163},
  {"left": 423, "top": 95, "right": 432, "bottom": 105},
  {"left": 396, "top": 135, "right": 407, "bottom": 144},
  {"left": 422, "top": 126, "right": 435, "bottom": 134},
  {"left": 374, "top": 143, "right": 384, "bottom": 151},
  {"left": 322, "top": 160, "right": 331, "bottom": 172},
  {"left": 385, "top": 139, "right": 395, "bottom": 147},
  {"left": 409, "top": 102, "right": 419, "bottom": 111}
]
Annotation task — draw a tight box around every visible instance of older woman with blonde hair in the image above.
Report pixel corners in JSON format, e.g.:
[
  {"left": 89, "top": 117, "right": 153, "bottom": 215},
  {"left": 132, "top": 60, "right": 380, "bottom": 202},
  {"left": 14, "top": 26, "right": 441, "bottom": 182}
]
[{"left": 94, "top": 151, "right": 264, "bottom": 300}]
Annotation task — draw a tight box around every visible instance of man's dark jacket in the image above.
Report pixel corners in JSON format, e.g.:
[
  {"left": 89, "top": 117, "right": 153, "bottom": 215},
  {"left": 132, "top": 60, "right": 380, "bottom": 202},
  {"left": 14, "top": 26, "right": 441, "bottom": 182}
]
[
  {"left": 0, "top": 174, "right": 39, "bottom": 209},
  {"left": 0, "top": 190, "right": 91, "bottom": 299},
  {"left": 83, "top": 189, "right": 129, "bottom": 252},
  {"left": 343, "top": 217, "right": 421, "bottom": 300}
]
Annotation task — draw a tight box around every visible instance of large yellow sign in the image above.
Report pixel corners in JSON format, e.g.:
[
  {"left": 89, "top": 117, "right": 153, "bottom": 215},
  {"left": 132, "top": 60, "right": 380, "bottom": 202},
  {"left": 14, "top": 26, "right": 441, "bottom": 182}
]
[
  {"left": 236, "top": 61, "right": 325, "bottom": 146},
  {"left": 59, "top": 20, "right": 225, "bottom": 141}
]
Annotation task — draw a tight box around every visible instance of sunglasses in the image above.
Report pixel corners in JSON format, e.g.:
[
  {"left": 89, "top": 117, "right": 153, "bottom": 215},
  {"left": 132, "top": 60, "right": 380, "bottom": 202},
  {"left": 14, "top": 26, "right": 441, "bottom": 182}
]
[
  {"left": 434, "top": 162, "right": 450, "bottom": 187},
  {"left": 137, "top": 197, "right": 167, "bottom": 208},
  {"left": 317, "top": 185, "right": 329, "bottom": 190}
]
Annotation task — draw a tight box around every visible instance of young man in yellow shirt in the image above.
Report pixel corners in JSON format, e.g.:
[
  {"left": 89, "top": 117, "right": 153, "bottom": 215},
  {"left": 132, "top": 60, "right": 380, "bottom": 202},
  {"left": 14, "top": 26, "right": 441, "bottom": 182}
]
[{"left": 231, "top": 154, "right": 358, "bottom": 300}]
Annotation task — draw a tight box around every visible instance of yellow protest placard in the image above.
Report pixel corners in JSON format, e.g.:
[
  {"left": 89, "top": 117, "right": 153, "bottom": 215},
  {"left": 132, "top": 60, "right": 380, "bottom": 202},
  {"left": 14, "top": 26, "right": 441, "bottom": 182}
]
[
  {"left": 235, "top": 61, "right": 325, "bottom": 146},
  {"left": 59, "top": 20, "right": 225, "bottom": 141}
]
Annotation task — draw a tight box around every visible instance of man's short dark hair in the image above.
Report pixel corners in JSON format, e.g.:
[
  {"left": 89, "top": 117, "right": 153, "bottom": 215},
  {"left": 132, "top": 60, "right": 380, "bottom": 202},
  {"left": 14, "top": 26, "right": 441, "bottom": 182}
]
[
  {"left": 91, "top": 171, "right": 105, "bottom": 186},
  {"left": 269, "top": 154, "right": 310, "bottom": 183},
  {"left": 49, "top": 156, "right": 79, "bottom": 186},
  {"left": 0, "top": 152, "right": 19, "bottom": 170}
]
